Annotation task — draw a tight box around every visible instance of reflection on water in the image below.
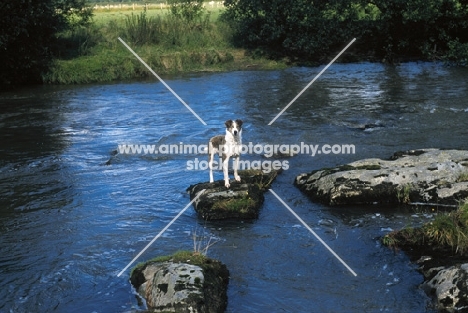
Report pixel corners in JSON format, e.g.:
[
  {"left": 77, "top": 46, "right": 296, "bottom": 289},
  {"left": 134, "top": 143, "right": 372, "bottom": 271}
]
[{"left": 1, "top": 63, "right": 468, "bottom": 312}]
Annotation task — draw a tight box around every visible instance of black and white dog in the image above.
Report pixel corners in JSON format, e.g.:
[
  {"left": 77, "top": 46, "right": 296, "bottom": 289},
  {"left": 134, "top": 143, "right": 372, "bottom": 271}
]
[{"left": 209, "top": 119, "right": 243, "bottom": 188}]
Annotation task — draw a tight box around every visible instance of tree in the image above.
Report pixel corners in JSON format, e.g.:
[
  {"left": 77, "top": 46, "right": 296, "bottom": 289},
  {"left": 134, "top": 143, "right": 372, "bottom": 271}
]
[
  {"left": 0, "top": 0, "right": 92, "bottom": 88},
  {"left": 366, "top": 0, "right": 468, "bottom": 62},
  {"left": 222, "top": 0, "right": 468, "bottom": 64},
  {"left": 168, "top": 0, "right": 205, "bottom": 24},
  {"left": 222, "top": 0, "right": 361, "bottom": 61}
]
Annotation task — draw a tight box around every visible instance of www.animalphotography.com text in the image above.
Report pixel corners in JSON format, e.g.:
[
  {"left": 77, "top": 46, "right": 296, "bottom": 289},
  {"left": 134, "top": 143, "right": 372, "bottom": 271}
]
[{"left": 117, "top": 142, "right": 356, "bottom": 173}]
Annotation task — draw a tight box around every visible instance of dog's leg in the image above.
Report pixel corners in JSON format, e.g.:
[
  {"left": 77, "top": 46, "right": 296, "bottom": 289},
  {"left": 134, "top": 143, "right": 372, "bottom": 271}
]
[
  {"left": 209, "top": 154, "right": 215, "bottom": 183},
  {"left": 234, "top": 156, "right": 241, "bottom": 182},
  {"left": 223, "top": 155, "right": 230, "bottom": 188},
  {"left": 209, "top": 142, "right": 215, "bottom": 183}
]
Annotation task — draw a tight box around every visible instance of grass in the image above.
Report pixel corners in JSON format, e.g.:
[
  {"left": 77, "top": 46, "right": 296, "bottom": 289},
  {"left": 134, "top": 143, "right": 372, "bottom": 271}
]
[
  {"left": 192, "top": 227, "right": 219, "bottom": 256},
  {"left": 211, "top": 196, "right": 257, "bottom": 213},
  {"left": 43, "top": 7, "right": 287, "bottom": 84},
  {"left": 131, "top": 226, "right": 220, "bottom": 278},
  {"left": 396, "top": 183, "right": 412, "bottom": 204},
  {"left": 382, "top": 200, "right": 468, "bottom": 255},
  {"left": 238, "top": 169, "right": 279, "bottom": 190},
  {"left": 131, "top": 250, "right": 208, "bottom": 278},
  {"left": 457, "top": 172, "right": 468, "bottom": 182}
]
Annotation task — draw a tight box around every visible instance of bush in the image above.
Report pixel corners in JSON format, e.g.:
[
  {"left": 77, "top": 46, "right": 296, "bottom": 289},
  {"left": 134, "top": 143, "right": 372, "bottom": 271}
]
[
  {"left": 444, "top": 40, "right": 468, "bottom": 66},
  {"left": 222, "top": 0, "right": 468, "bottom": 64},
  {"left": 168, "top": 0, "right": 205, "bottom": 24}
]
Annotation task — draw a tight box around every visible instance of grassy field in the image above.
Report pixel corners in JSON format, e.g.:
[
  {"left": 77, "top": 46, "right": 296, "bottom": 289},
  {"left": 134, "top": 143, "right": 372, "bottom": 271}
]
[
  {"left": 91, "top": 5, "right": 225, "bottom": 25},
  {"left": 43, "top": 6, "right": 286, "bottom": 84}
]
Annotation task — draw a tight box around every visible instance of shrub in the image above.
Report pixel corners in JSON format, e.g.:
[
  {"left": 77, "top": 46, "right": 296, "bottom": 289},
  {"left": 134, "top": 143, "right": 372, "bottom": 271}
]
[
  {"left": 125, "top": 10, "right": 163, "bottom": 45},
  {"left": 168, "top": 0, "right": 205, "bottom": 24}
]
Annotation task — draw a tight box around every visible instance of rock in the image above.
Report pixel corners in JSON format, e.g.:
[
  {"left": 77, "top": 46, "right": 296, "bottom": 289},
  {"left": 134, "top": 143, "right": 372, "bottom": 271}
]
[
  {"left": 187, "top": 169, "right": 279, "bottom": 220},
  {"left": 381, "top": 201, "right": 468, "bottom": 312},
  {"left": 423, "top": 264, "right": 468, "bottom": 312},
  {"left": 295, "top": 149, "right": 468, "bottom": 206},
  {"left": 130, "top": 252, "right": 229, "bottom": 313}
]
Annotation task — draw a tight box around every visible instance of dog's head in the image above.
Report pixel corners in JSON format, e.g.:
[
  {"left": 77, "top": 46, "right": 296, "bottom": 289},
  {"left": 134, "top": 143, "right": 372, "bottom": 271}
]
[{"left": 225, "top": 119, "right": 243, "bottom": 137}]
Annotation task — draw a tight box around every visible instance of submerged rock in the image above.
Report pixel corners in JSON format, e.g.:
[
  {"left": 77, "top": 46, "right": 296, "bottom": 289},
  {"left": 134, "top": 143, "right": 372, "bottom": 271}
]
[
  {"left": 130, "top": 252, "right": 229, "bottom": 313},
  {"left": 187, "top": 170, "right": 279, "bottom": 220},
  {"left": 295, "top": 149, "right": 468, "bottom": 206}
]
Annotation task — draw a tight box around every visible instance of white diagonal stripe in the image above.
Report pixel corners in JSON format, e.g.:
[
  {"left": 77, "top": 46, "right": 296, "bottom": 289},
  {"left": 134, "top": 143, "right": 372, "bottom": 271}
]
[
  {"left": 118, "top": 37, "right": 207, "bottom": 125},
  {"left": 268, "top": 38, "right": 356, "bottom": 125},
  {"left": 117, "top": 189, "right": 206, "bottom": 277},
  {"left": 269, "top": 188, "right": 357, "bottom": 277}
]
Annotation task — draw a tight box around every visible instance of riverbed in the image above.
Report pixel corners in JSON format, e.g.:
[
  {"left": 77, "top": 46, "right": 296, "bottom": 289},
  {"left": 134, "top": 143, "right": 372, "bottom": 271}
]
[{"left": 1, "top": 62, "right": 468, "bottom": 312}]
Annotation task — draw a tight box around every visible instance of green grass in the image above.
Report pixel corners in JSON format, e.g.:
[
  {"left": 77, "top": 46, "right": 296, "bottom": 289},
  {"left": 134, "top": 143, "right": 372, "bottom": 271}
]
[
  {"left": 457, "top": 172, "right": 468, "bottom": 182},
  {"left": 382, "top": 200, "right": 468, "bottom": 254},
  {"left": 131, "top": 250, "right": 208, "bottom": 278},
  {"left": 211, "top": 196, "right": 257, "bottom": 213},
  {"left": 91, "top": 6, "right": 225, "bottom": 27},
  {"left": 238, "top": 169, "right": 278, "bottom": 191},
  {"left": 44, "top": 6, "right": 285, "bottom": 84},
  {"left": 396, "top": 183, "right": 412, "bottom": 204}
]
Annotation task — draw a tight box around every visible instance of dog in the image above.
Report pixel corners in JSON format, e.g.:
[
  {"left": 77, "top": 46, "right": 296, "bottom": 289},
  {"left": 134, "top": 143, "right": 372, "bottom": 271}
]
[{"left": 209, "top": 119, "right": 243, "bottom": 188}]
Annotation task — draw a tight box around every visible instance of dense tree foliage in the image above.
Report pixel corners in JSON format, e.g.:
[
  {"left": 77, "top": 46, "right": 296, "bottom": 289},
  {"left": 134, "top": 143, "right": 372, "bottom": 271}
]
[
  {"left": 223, "top": 0, "right": 468, "bottom": 64},
  {"left": 168, "top": 0, "right": 206, "bottom": 24},
  {"left": 222, "top": 0, "right": 362, "bottom": 61},
  {"left": 0, "top": 0, "right": 92, "bottom": 87},
  {"left": 368, "top": 0, "right": 468, "bottom": 62}
]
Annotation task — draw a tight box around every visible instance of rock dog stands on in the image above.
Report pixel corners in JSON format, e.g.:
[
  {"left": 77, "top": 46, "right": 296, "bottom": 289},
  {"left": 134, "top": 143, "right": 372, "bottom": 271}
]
[{"left": 188, "top": 169, "right": 279, "bottom": 220}]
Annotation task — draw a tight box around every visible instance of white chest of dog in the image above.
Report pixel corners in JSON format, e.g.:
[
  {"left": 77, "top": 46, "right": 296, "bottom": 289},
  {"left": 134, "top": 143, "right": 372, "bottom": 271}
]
[{"left": 208, "top": 119, "right": 243, "bottom": 188}]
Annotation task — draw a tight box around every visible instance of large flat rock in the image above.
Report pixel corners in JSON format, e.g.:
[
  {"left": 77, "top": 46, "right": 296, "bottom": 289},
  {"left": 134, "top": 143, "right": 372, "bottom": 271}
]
[{"left": 295, "top": 149, "right": 468, "bottom": 206}]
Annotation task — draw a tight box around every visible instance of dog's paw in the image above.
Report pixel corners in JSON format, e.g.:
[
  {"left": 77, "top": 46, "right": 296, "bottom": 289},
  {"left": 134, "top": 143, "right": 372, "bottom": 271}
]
[
  {"left": 209, "top": 179, "right": 214, "bottom": 183},
  {"left": 234, "top": 175, "right": 241, "bottom": 182},
  {"left": 224, "top": 180, "right": 230, "bottom": 188}
]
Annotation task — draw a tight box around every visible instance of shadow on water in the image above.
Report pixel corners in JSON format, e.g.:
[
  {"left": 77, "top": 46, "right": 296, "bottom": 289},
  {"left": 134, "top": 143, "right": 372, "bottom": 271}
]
[
  {"left": 1, "top": 62, "right": 468, "bottom": 312},
  {"left": 0, "top": 87, "right": 74, "bottom": 216}
]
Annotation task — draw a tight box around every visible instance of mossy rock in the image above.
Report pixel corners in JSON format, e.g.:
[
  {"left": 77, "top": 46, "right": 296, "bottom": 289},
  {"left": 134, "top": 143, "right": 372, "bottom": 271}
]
[
  {"left": 187, "top": 170, "right": 279, "bottom": 220},
  {"left": 130, "top": 251, "right": 229, "bottom": 313}
]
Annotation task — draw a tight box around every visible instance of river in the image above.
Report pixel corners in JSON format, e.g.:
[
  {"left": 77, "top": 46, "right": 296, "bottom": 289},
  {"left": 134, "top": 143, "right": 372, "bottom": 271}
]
[{"left": 1, "top": 62, "right": 468, "bottom": 312}]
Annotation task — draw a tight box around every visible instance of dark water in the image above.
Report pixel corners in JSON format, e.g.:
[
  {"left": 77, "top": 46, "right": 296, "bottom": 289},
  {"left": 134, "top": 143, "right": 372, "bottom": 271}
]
[{"left": 1, "top": 62, "right": 468, "bottom": 313}]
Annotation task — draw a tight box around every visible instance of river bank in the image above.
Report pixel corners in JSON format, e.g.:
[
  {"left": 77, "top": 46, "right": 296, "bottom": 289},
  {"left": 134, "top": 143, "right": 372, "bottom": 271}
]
[{"left": 42, "top": 7, "right": 288, "bottom": 85}]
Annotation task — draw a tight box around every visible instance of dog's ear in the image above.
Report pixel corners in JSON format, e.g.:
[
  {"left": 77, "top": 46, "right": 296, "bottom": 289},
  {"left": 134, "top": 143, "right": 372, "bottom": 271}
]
[
  {"left": 225, "top": 120, "right": 233, "bottom": 128},
  {"left": 235, "top": 119, "right": 243, "bottom": 128}
]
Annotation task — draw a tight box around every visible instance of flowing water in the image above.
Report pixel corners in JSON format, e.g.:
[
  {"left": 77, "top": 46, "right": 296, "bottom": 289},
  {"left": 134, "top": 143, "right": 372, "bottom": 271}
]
[{"left": 1, "top": 62, "right": 468, "bottom": 313}]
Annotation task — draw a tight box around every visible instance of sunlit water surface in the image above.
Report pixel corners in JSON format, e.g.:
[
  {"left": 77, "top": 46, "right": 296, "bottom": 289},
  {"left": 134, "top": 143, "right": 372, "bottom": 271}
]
[{"left": 1, "top": 62, "right": 468, "bottom": 312}]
